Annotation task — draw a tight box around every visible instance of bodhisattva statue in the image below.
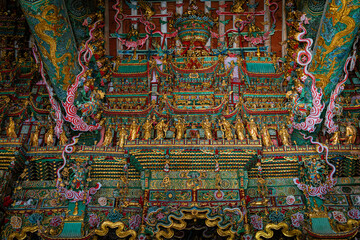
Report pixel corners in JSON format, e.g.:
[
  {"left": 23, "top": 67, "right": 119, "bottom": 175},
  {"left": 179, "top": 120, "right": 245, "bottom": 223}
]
[
  {"left": 247, "top": 118, "right": 259, "bottom": 140},
  {"left": 260, "top": 125, "right": 273, "bottom": 147},
  {"left": 117, "top": 125, "right": 128, "bottom": 148},
  {"left": 6, "top": 117, "right": 17, "bottom": 138},
  {"left": 201, "top": 117, "right": 213, "bottom": 140},
  {"left": 175, "top": 118, "right": 187, "bottom": 140},
  {"left": 29, "top": 125, "right": 40, "bottom": 147},
  {"left": 234, "top": 116, "right": 245, "bottom": 140},
  {"left": 59, "top": 130, "right": 68, "bottom": 146},
  {"left": 102, "top": 125, "right": 113, "bottom": 147},
  {"left": 154, "top": 119, "right": 168, "bottom": 140},
  {"left": 219, "top": 116, "right": 233, "bottom": 140},
  {"left": 279, "top": 124, "right": 291, "bottom": 147},
  {"left": 345, "top": 122, "right": 357, "bottom": 144},
  {"left": 128, "top": 119, "right": 139, "bottom": 141},
  {"left": 44, "top": 125, "right": 54, "bottom": 146},
  {"left": 142, "top": 118, "right": 154, "bottom": 140},
  {"left": 330, "top": 130, "right": 340, "bottom": 145}
]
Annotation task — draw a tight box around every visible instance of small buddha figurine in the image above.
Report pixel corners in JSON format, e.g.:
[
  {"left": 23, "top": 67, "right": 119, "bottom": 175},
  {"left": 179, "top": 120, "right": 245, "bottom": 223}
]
[
  {"left": 59, "top": 130, "right": 68, "bottom": 146},
  {"left": 6, "top": 117, "right": 17, "bottom": 138},
  {"left": 117, "top": 125, "right": 128, "bottom": 148},
  {"left": 154, "top": 119, "right": 168, "bottom": 140},
  {"left": 330, "top": 130, "right": 340, "bottom": 145},
  {"left": 201, "top": 117, "right": 213, "bottom": 140},
  {"left": 260, "top": 125, "right": 273, "bottom": 147},
  {"left": 234, "top": 116, "right": 245, "bottom": 140},
  {"left": 219, "top": 117, "right": 233, "bottom": 140},
  {"left": 128, "top": 119, "right": 139, "bottom": 141},
  {"left": 345, "top": 122, "right": 357, "bottom": 144},
  {"left": 175, "top": 118, "right": 187, "bottom": 140},
  {"left": 29, "top": 124, "right": 40, "bottom": 147},
  {"left": 247, "top": 118, "right": 259, "bottom": 140},
  {"left": 44, "top": 125, "right": 54, "bottom": 146},
  {"left": 279, "top": 124, "right": 291, "bottom": 147},
  {"left": 142, "top": 118, "right": 154, "bottom": 140},
  {"left": 102, "top": 125, "right": 113, "bottom": 147}
]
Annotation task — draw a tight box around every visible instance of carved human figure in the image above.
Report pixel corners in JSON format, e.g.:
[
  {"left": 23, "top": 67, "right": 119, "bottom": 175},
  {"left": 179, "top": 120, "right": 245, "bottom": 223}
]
[
  {"left": 201, "top": 117, "right": 213, "bottom": 140},
  {"left": 247, "top": 118, "right": 259, "bottom": 140},
  {"left": 6, "top": 117, "right": 17, "bottom": 138},
  {"left": 102, "top": 125, "right": 113, "bottom": 147},
  {"left": 175, "top": 118, "right": 187, "bottom": 140},
  {"left": 29, "top": 125, "right": 40, "bottom": 147},
  {"left": 44, "top": 125, "right": 54, "bottom": 146},
  {"left": 128, "top": 119, "right": 139, "bottom": 141},
  {"left": 330, "top": 130, "right": 340, "bottom": 145},
  {"left": 117, "top": 125, "right": 128, "bottom": 148},
  {"left": 219, "top": 116, "right": 233, "bottom": 140},
  {"left": 234, "top": 116, "right": 245, "bottom": 140},
  {"left": 279, "top": 125, "right": 291, "bottom": 147},
  {"left": 260, "top": 125, "right": 273, "bottom": 147},
  {"left": 142, "top": 118, "right": 154, "bottom": 140},
  {"left": 155, "top": 119, "right": 168, "bottom": 140},
  {"left": 345, "top": 122, "right": 357, "bottom": 144},
  {"left": 59, "top": 130, "right": 68, "bottom": 146}
]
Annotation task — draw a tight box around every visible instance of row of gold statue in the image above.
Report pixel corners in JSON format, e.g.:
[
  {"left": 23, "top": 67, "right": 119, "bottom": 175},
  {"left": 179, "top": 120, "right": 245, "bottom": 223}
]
[{"left": 100, "top": 116, "right": 293, "bottom": 148}]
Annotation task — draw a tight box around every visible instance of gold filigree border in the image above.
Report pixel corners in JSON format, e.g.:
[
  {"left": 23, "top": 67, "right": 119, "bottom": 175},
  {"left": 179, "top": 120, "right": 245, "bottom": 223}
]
[
  {"left": 8, "top": 226, "right": 38, "bottom": 240},
  {"left": 94, "top": 221, "right": 136, "bottom": 240},
  {"left": 255, "top": 222, "right": 302, "bottom": 240},
  {"left": 155, "top": 209, "right": 239, "bottom": 240}
]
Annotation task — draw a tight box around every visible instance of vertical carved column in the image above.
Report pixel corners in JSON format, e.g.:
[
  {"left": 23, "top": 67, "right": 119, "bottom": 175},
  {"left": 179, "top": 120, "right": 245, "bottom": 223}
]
[
  {"left": 19, "top": 0, "right": 80, "bottom": 101},
  {"left": 310, "top": 0, "right": 360, "bottom": 97}
]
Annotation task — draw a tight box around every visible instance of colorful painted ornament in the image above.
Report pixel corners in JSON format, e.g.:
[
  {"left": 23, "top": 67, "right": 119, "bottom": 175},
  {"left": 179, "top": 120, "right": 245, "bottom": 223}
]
[
  {"left": 98, "top": 197, "right": 107, "bottom": 206},
  {"left": 332, "top": 211, "right": 346, "bottom": 223},
  {"left": 10, "top": 216, "right": 22, "bottom": 229},
  {"left": 286, "top": 195, "right": 296, "bottom": 205},
  {"left": 348, "top": 208, "right": 360, "bottom": 220}
]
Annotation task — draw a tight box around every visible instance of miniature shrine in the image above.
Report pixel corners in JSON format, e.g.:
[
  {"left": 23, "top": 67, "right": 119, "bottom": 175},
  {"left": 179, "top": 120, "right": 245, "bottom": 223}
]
[{"left": 0, "top": 0, "right": 359, "bottom": 239}]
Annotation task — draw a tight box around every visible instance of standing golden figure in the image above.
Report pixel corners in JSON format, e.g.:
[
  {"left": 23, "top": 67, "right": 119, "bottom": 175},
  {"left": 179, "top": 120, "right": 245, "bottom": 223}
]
[
  {"left": 102, "top": 125, "right": 113, "bottom": 146},
  {"left": 128, "top": 119, "right": 140, "bottom": 141},
  {"left": 345, "top": 122, "right": 357, "bottom": 144},
  {"left": 330, "top": 130, "right": 340, "bottom": 145},
  {"left": 59, "top": 130, "right": 68, "bottom": 146},
  {"left": 142, "top": 118, "right": 154, "bottom": 140},
  {"left": 29, "top": 124, "right": 40, "bottom": 147},
  {"left": 44, "top": 125, "right": 54, "bottom": 146},
  {"left": 6, "top": 117, "right": 17, "bottom": 138},
  {"left": 117, "top": 125, "right": 128, "bottom": 148},
  {"left": 260, "top": 125, "right": 273, "bottom": 147},
  {"left": 201, "top": 117, "right": 213, "bottom": 140},
  {"left": 234, "top": 116, "right": 245, "bottom": 140},
  {"left": 279, "top": 125, "right": 291, "bottom": 147},
  {"left": 175, "top": 117, "right": 187, "bottom": 140},
  {"left": 154, "top": 119, "right": 168, "bottom": 140},
  {"left": 219, "top": 116, "right": 233, "bottom": 140},
  {"left": 247, "top": 118, "right": 259, "bottom": 140}
]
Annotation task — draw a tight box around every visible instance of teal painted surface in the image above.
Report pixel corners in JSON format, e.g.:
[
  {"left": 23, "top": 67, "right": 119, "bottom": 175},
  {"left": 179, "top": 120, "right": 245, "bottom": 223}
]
[
  {"left": 311, "top": 218, "right": 335, "bottom": 234},
  {"left": 58, "top": 222, "right": 83, "bottom": 238},
  {"left": 19, "top": 0, "right": 80, "bottom": 101}
]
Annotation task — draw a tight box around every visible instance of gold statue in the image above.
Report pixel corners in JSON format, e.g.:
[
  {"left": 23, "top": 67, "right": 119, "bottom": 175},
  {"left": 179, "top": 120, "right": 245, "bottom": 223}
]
[
  {"left": 117, "top": 125, "right": 128, "bottom": 148},
  {"left": 102, "top": 125, "right": 113, "bottom": 147},
  {"left": 6, "top": 117, "right": 17, "bottom": 138},
  {"left": 142, "top": 118, "right": 154, "bottom": 140},
  {"left": 29, "top": 125, "right": 40, "bottom": 147},
  {"left": 260, "top": 125, "right": 273, "bottom": 147},
  {"left": 44, "top": 125, "right": 54, "bottom": 146},
  {"left": 59, "top": 130, "right": 68, "bottom": 146},
  {"left": 330, "top": 130, "right": 340, "bottom": 145},
  {"left": 247, "top": 118, "right": 259, "bottom": 140},
  {"left": 154, "top": 119, "right": 169, "bottom": 140},
  {"left": 279, "top": 124, "right": 291, "bottom": 147},
  {"left": 201, "top": 117, "right": 213, "bottom": 140},
  {"left": 234, "top": 116, "right": 245, "bottom": 140},
  {"left": 345, "top": 122, "right": 357, "bottom": 144},
  {"left": 128, "top": 119, "right": 139, "bottom": 141},
  {"left": 232, "top": 0, "right": 247, "bottom": 13},
  {"left": 175, "top": 118, "right": 187, "bottom": 140},
  {"left": 219, "top": 117, "right": 233, "bottom": 140}
]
